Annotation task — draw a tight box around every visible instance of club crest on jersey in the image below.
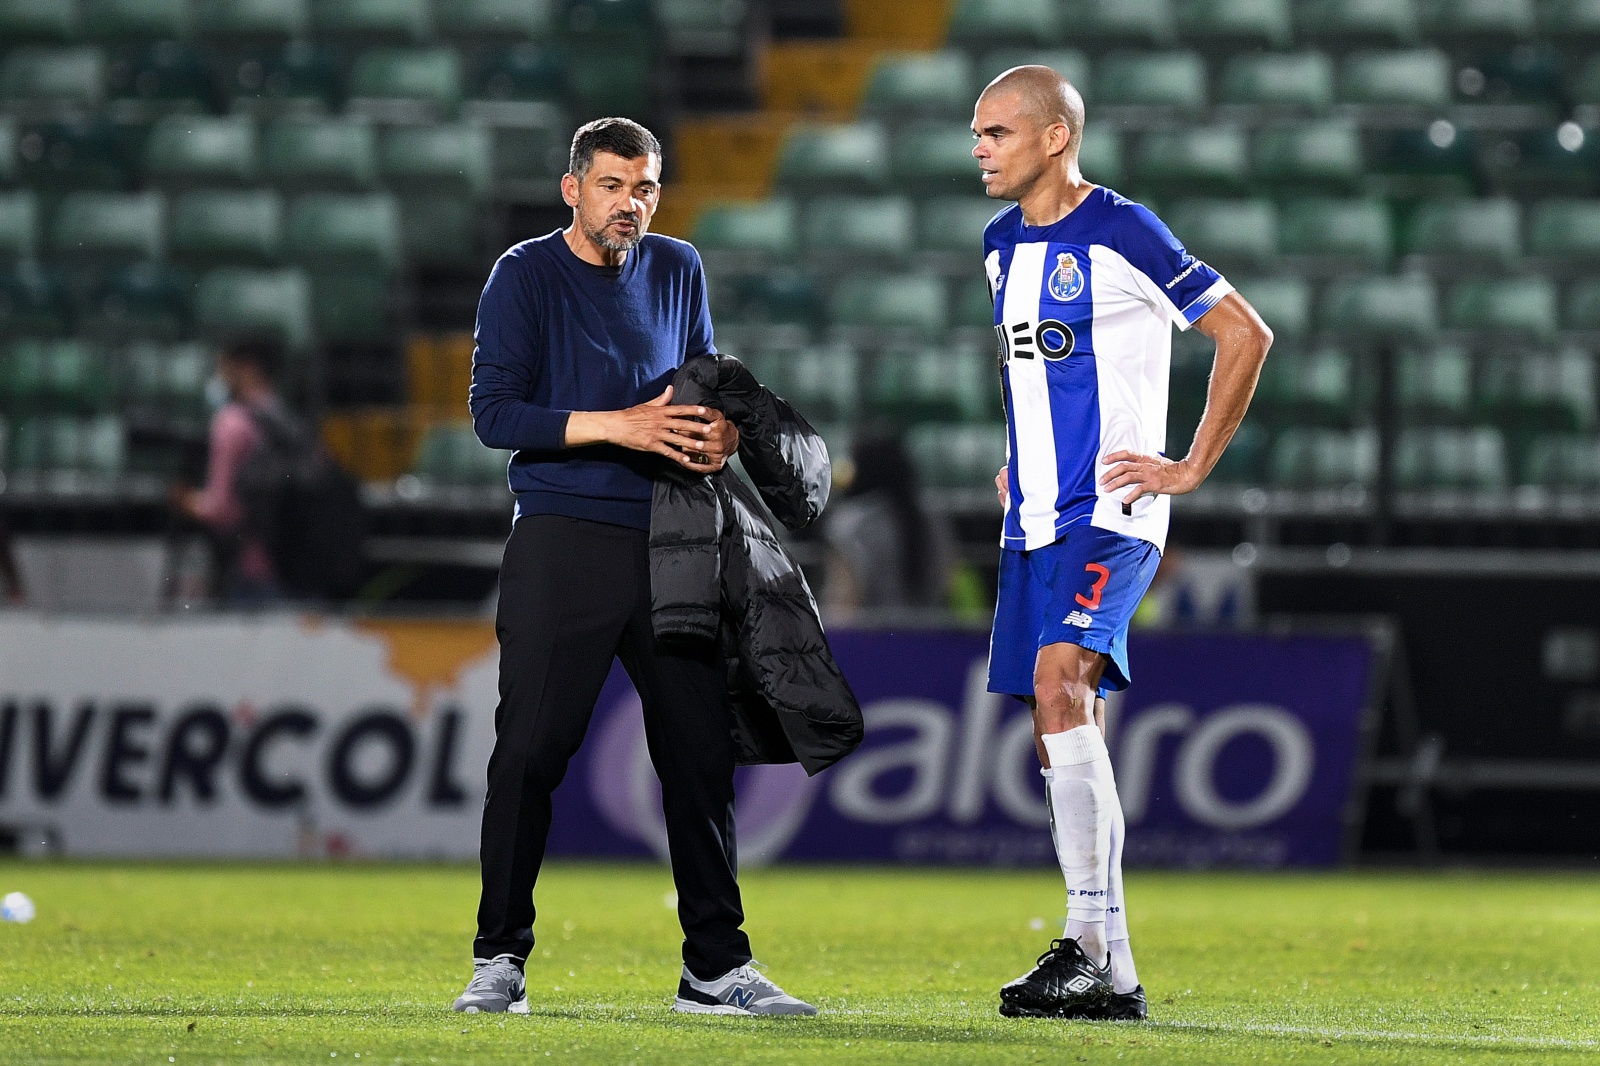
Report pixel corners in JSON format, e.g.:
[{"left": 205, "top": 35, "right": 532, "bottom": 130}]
[{"left": 1047, "top": 251, "right": 1084, "bottom": 302}]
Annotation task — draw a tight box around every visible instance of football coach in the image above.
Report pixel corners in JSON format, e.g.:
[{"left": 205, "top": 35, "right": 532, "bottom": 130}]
[{"left": 451, "top": 118, "right": 818, "bottom": 1017}]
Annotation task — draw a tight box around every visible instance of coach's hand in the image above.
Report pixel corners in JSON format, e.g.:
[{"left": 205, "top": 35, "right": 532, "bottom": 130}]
[
  {"left": 1099, "top": 451, "right": 1202, "bottom": 505},
  {"left": 566, "top": 386, "right": 724, "bottom": 471}
]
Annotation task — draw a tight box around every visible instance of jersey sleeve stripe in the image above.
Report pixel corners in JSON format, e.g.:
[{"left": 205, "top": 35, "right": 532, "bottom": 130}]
[{"left": 1177, "top": 278, "right": 1235, "bottom": 330}]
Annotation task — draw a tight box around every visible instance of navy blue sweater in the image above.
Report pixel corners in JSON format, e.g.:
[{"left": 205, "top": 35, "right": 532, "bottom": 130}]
[{"left": 468, "top": 230, "right": 715, "bottom": 530}]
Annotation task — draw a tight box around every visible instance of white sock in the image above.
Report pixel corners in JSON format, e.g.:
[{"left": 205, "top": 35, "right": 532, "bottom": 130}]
[
  {"left": 1042, "top": 725, "right": 1115, "bottom": 965},
  {"left": 1105, "top": 790, "right": 1140, "bottom": 993}
]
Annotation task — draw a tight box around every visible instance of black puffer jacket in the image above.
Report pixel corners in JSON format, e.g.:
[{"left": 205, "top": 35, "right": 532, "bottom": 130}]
[{"left": 650, "top": 354, "right": 863, "bottom": 775}]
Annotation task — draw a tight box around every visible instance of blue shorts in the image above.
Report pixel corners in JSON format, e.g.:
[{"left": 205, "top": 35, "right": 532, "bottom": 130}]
[{"left": 987, "top": 523, "right": 1162, "bottom": 700}]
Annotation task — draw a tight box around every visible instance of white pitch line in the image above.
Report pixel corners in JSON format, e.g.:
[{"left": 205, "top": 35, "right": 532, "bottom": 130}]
[{"left": 1156, "top": 1020, "right": 1600, "bottom": 1050}]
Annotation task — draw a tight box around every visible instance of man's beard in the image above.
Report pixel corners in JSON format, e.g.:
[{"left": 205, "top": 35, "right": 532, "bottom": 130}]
[{"left": 581, "top": 205, "right": 644, "bottom": 253}]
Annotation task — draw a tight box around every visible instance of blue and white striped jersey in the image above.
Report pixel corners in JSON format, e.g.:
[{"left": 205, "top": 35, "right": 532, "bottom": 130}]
[{"left": 984, "top": 186, "right": 1232, "bottom": 553}]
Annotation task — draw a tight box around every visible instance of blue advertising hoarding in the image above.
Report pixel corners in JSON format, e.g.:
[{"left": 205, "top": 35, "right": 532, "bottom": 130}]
[{"left": 548, "top": 631, "right": 1376, "bottom": 868}]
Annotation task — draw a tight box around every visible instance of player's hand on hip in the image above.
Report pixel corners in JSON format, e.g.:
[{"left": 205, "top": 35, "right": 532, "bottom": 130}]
[
  {"left": 995, "top": 465, "right": 1009, "bottom": 508},
  {"left": 1099, "top": 450, "right": 1201, "bottom": 505},
  {"left": 604, "top": 386, "right": 722, "bottom": 469}
]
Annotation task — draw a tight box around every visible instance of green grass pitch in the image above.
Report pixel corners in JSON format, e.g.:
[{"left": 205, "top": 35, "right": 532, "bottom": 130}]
[{"left": 0, "top": 862, "right": 1596, "bottom": 1064}]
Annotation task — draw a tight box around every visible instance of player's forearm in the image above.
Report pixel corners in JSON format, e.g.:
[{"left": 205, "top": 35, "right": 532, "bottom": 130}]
[
  {"left": 563, "top": 410, "right": 619, "bottom": 447},
  {"left": 1184, "top": 321, "right": 1271, "bottom": 481}
]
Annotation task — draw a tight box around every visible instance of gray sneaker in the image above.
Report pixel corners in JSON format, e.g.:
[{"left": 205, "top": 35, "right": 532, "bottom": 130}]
[
  {"left": 452, "top": 954, "right": 530, "bottom": 1014},
  {"left": 672, "top": 963, "right": 818, "bottom": 1016}
]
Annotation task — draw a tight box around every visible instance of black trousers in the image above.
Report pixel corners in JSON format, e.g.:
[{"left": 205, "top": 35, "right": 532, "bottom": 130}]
[{"left": 473, "top": 514, "right": 752, "bottom": 979}]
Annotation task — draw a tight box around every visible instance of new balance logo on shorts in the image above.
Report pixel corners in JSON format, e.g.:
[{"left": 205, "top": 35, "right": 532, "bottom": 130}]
[{"left": 1063, "top": 610, "right": 1093, "bottom": 629}]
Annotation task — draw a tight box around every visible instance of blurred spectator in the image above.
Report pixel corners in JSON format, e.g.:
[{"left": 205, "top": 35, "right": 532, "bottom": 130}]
[
  {"left": 169, "top": 342, "right": 284, "bottom": 605},
  {"left": 823, "top": 427, "right": 952, "bottom": 617}
]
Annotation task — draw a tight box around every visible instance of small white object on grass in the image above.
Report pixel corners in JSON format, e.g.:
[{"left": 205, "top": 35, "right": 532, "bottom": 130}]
[
  {"left": 1029, "top": 916, "right": 1046, "bottom": 931},
  {"left": 1, "top": 892, "right": 35, "bottom": 924}
]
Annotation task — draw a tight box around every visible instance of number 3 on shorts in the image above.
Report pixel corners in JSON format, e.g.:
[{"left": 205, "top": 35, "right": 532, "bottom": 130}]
[{"left": 1075, "top": 563, "right": 1111, "bottom": 610}]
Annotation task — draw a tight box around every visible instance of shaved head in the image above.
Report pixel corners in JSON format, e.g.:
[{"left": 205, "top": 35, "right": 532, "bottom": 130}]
[{"left": 979, "top": 65, "right": 1086, "bottom": 159}]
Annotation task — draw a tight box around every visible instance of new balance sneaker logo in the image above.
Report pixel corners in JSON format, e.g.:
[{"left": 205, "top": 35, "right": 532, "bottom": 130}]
[
  {"left": 1064, "top": 611, "right": 1093, "bottom": 629},
  {"left": 727, "top": 987, "right": 755, "bottom": 1009},
  {"left": 1065, "top": 975, "right": 1097, "bottom": 994}
]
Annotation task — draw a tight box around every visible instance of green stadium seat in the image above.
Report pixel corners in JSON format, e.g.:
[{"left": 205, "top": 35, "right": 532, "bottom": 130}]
[
  {"left": 1542, "top": 0, "right": 1600, "bottom": 36},
  {"left": 0, "top": 192, "right": 40, "bottom": 261},
  {"left": 1477, "top": 351, "right": 1596, "bottom": 431},
  {"left": 830, "top": 273, "right": 947, "bottom": 336},
  {"left": 313, "top": 0, "right": 430, "bottom": 40},
  {"left": 1217, "top": 53, "right": 1335, "bottom": 110},
  {"left": 777, "top": 123, "right": 890, "bottom": 191},
  {"left": 123, "top": 341, "right": 212, "bottom": 423},
  {"left": 283, "top": 193, "right": 401, "bottom": 270},
  {"left": 1134, "top": 126, "right": 1248, "bottom": 192},
  {"left": 1164, "top": 199, "right": 1278, "bottom": 268},
  {"left": 656, "top": 0, "right": 748, "bottom": 55},
  {"left": 194, "top": 0, "right": 311, "bottom": 38},
  {"left": 802, "top": 196, "right": 915, "bottom": 260},
  {"left": 1295, "top": 0, "right": 1418, "bottom": 43},
  {"left": 1403, "top": 197, "right": 1521, "bottom": 262},
  {"left": 870, "top": 345, "right": 1001, "bottom": 423},
  {"left": 1489, "top": 125, "right": 1600, "bottom": 196},
  {"left": 953, "top": 275, "right": 995, "bottom": 329},
  {"left": 563, "top": 0, "right": 652, "bottom": 34},
  {"left": 1368, "top": 123, "right": 1480, "bottom": 195},
  {"left": 0, "top": 264, "right": 71, "bottom": 336},
  {"left": 346, "top": 48, "right": 464, "bottom": 119},
  {"left": 1520, "top": 434, "right": 1600, "bottom": 490},
  {"left": 1567, "top": 54, "right": 1600, "bottom": 105},
  {"left": 889, "top": 125, "right": 982, "bottom": 191},
  {"left": 169, "top": 189, "right": 283, "bottom": 264},
  {"left": 1253, "top": 344, "right": 1367, "bottom": 424},
  {"left": 224, "top": 43, "right": 343, "bottom": 116},
  {"left": 948, "top": 0, "right": 1057, "bottom": 46},
  {"left": 1176, "top": 0, "right": 1292, "bottom": 47},
  {"left": 0, "top": 0, "right": 77, "bottom": 42},
  {"left": 1253, "top": 120, "right": 1363, "bottom": 189},
  {"left": 1077, "top": 127, "right": 1123, "bottom": 185},
  {"left": 718, "top": 270, "right": 823, "bottom": 330},
  {"left": 413, "top": 423, "right": 511, "bottom": 486},
  {"left": 309, "top": 269, "right": 390, "bottom": 342},
  {"left": 1395, "top": 345, "right": 1473, "bottom": 418},
  {"left": 0, "top": 118, "right": 15, "bottom": 185},
  {"left": 739, "top": 344, "right": 861, "bottom": 421},
  {"left": 14, "top": 120, "right": 142, "bottom": 191},
  {"left": 485, "top": 115, "right": 568, "bottom": 189},
  {"left": 1204, "top": 419, "right": 1268, "bottom": 482},
  {"left": 194, "top": 267, "right": 313, "bottom": 348},
  {"left": 1528, "top": 200, "right": 1600, "bottom": 261},
  {"left": 49, "top": 191, "right": 165, "bottom": 261},
  {"left": 1095, "top": 52, "right": 1208, "bottom": 110},
  {"left": 562, "top": 40, "right": 653, "bottom": 116},
  {"left": 1067, "top": 0, "right": 1175, "bottom": 46},
  {"left": 0, "top": 339, "right": 115, "bottom": 415},
  {"left": 1339, "top": 50, "right": 1453, "bottom": 108},
  {"left": 81, "top": 0, "right": 190, "bottom": 38},
  {"left": 974, "top": 50, "right": 1090, "bottom": 97},
  {"left": 397, "top": 193, "right": 477, "bottom": 266},
  {"left": 1423, "top": 0, "right": 1536, "bottom": 39},
  {"left": 1444, "top": 277, "right": 1558, "bottom": 339},
  {"left": 863, "top": 51, "right": 975, "bottom": 119},
  {"left": 470, "top": 44, "right": 567, "bottom": 105},
  {"left": 1269, "top": 427, "right": 1378, "bottom": 488},
  {"left": 378, "top": 123, "right": 491, "bottom": 196},
  {"left": 1321, "top": 275, "right": 1438, "bottom": 339},
  {"left": 10, "top": 415, "right": 123, "bottom": 478},
  {"left": 1392, "top": 426, "right": 1508, "bottom": 491},
  {"left": 143, "top": 116, "right": 260, "bottom": 187},
  {"left": 1278, "top": 198, "right": 1393, "bottom": 266},
  {"left": 435, "top": 0, "right": 553, "bottom": 38},
  {"left": 907, "top": 422, "right": 1010, "bottom": 490},
  {"left": 919, "top": 198, "right": 1003, "bottom": 256},
  {"left": 107, "top": 43, "right": 218, "bottom": 120},
  {"left": 0, "top": 48, "right": 107, "bottom": 113},
  {"left": 692, "top": 200, "right": 798, "bottom": 260},
  {"left": 84, "top": 262, "right": 192, "bottom": 341},
  {"left": 263, "top": 117, "right": 378, "bottom": 188},
  {"left": 1565, "top": 278, "right": 1600, "bottom": 331},
  {"left": 1232, "top": 276, "right": 1312, "bottom": 339}
]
